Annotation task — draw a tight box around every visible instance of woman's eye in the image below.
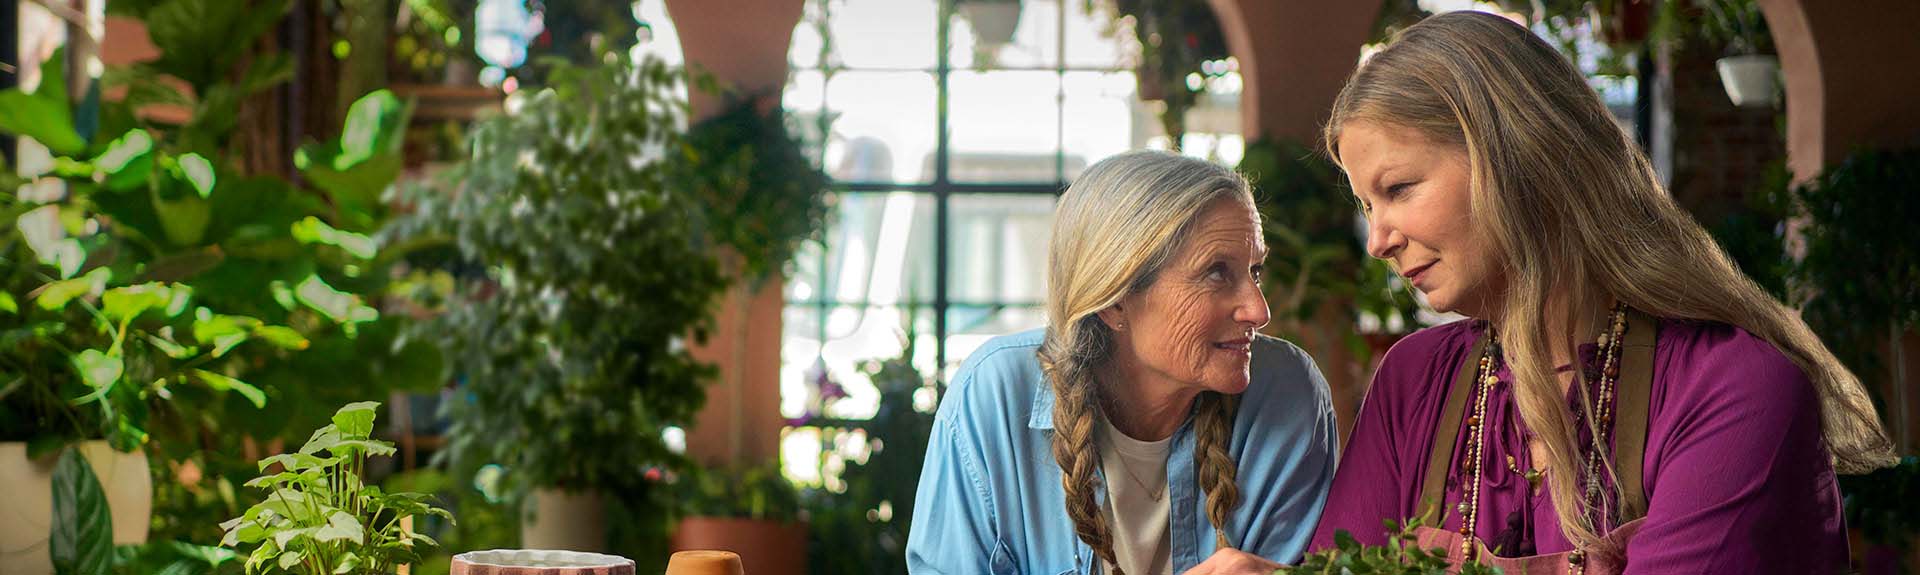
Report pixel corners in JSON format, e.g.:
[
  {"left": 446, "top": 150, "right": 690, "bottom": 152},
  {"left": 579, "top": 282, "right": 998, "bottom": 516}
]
[
  {"left": 1206, "top": 265, "right": 1228, "bottom": 282},
  {"left": 1384, "top": 182, "right": 1413, "bottom": 198}
]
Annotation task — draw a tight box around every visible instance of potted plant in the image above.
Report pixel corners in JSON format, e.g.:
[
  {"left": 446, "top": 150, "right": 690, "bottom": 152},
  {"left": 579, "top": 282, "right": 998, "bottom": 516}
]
[
  {"left": 393, "top": 52, "right": 728, "bottom": 552},
  {"left": 1697, "top": 0, "right": 1779, "bottom": 107},
  {"left": 671, "top": 463, "right": 806, "bottom": 575},
  {"left": 2, "top": 0, "right": 445, "bottom": 560},
  {"left": 220, "top": 401, "right": 452, "bottom": 574}
]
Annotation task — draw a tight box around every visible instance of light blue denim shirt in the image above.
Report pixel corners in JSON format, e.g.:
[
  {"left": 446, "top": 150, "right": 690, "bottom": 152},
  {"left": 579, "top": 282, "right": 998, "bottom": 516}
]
[{"left": 906, "top": 328, "right": 1338, "bottom": 575}]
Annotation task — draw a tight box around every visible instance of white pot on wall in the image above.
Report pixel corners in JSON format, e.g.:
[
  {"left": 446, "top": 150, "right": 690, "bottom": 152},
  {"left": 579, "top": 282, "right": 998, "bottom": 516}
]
[{"left": 1717, "top": 54, "right": 1781, "bottom": 108}]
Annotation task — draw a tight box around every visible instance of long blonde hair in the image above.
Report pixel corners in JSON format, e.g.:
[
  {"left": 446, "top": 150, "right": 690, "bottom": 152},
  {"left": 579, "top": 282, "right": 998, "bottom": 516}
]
[
  {"left": 1040, "top": 151, "right": 1254, "bottom": 571},
  {"left": 1324, "top": 10, "right": 1894, "bottom": 553}
]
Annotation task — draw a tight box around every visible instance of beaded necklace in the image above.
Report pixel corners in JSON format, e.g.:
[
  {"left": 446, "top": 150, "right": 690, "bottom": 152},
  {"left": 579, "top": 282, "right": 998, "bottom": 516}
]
[{"left": 1457, "top": 303, "right": 1629, "bottom": 573}]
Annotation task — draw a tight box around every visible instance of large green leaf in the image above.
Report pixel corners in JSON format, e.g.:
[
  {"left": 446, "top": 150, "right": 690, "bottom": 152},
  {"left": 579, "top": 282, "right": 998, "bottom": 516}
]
[
  {"left": 69, "top": 349, "right": 123, "bottom": 404},
  {"left": 50, "top": 449, "right": 114, "bottom": 575},
  {"left": 36, "top": 268, "right": 113, "bottom": 311},
  {"left": 175, "top": 153, "right": 216, "bottom": 199},
  {"left": 313, "top": 511, "right": 365, "bottom": 545},
  {"left": 330, "top": 401, "right": 380, "bottom": 439},
  {"left": 0, "top": 49, "right": 84, "bottom": 155},
  {"left": 144, "top": 0, "right": 292, "bottom": 93},
  {"left": 291, "top": 217, "right": 377, "bottom": 259},
  {"left": 102, "top": 282, "right": 173, "bottom": 322},
  {"left": 93, "top": 129, "right": 155, "bottom": 191},
  {"left": 192, "top": 369, "right": 267, "bottom": 408},
  {"left": 297, "top": 90, "right": 412, "bottom": 232},
  {"left": 152, "top": 184, "right": 212, "bottom": 246},
  {"left": 295, "top": 275, "right": 379, "bottom": 325}
]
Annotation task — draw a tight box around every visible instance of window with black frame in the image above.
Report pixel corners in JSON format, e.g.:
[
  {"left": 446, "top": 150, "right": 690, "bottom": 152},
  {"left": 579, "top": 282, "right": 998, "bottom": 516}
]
[{"left": 773, "top": 0, "right": 1247, "bottom": 487}]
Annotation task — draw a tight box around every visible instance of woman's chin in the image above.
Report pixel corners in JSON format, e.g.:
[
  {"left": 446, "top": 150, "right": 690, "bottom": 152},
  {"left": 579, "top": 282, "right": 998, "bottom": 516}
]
[{"left": 1204, "top": 371, "right": 1252, "bottom": 395}]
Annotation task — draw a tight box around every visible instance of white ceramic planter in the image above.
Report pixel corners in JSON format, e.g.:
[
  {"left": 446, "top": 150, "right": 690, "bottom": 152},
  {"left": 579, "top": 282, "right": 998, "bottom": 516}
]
[
  {"left": 1717, "top": 54, "right": 1781, "bottom": 108},
  {"left": 0, "top": 441, "right": 152, "bottom": 575},
  {"left": 520, "top": 488, "right": 608, "bottom": 552},
  {"left": 451, "top": 549, "right": 637, "bottom": 575}
]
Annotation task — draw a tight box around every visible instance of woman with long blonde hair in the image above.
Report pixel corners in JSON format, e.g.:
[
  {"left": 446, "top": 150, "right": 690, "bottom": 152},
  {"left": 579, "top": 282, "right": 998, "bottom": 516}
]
[
  {"left": 907, "top": 151, "right": 1337, "bottom": 575},
  {"left": 1309, "top": 11, "right": 1893, "bottom": 574}
]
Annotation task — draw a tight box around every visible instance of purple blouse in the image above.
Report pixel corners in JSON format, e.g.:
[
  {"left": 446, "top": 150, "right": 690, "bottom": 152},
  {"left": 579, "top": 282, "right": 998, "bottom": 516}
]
[{"left": 1309, "top": 318, "right": 1848, "bottom": 573}]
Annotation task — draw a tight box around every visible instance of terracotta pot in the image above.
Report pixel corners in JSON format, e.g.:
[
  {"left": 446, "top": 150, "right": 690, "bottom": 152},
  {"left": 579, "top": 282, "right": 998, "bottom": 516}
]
[
  {"left": 671, "top": 517, "right": 808, "bottom": 575},
  {"left": 666, "top": 550, "right": 744, "bottom": 575},
  {"left": 521, "top": 488, "right": 609, "bottom": 552},
  {"left": 451, "top": 549, "right": 635, "bottom": 575},
  {"left": 0, "top": 441, "right": 153, "bottom": 575}
]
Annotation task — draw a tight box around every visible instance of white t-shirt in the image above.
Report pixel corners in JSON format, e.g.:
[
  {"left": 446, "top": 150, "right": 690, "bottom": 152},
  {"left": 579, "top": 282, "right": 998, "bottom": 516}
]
[{"left": 1099, "top": 418, "right": 1174, "bottom": 575}]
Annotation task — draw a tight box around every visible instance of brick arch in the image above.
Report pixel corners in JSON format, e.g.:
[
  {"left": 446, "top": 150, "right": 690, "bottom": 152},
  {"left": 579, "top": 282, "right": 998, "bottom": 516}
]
[{"left": 1757, "top": 0, "right": 1920, "bottom": 179}]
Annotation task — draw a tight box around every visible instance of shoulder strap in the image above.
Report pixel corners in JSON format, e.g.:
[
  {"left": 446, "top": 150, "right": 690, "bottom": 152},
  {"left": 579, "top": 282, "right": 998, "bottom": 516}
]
[
  {"left": 1419, "top": 327, "right": 1489, "bottom": 520},
  {"left": 1613, "top": 309, "right": 1659, "bottom": 523}
]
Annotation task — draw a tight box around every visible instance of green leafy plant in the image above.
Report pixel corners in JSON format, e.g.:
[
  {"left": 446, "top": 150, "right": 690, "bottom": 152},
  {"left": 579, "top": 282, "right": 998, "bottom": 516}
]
[
  {"left": 392, "top": 52, "right": 726, "bottom": 498},
  {"left": 1841, "top": 456, "right": 1920, "bottom": 558},
  {"left": 676, "top": 94, "right": 834, "bottom": 287},
  {"left": 1792, "top": 145, "right": 1920, "bottom": 428},
  {"left": 2, "top": 0, "right": 446, "bottom": 544},
  {"left": 679, "top": 463, "right": 804, "bottom": 523},
  {"left": 220, "top": 401, "right": 451, "bottom": 574},
  {"left": 1284, "top": 516, "right": 1501, "bottom": 575},
  {"left": 803, "top": 345, "right": 936, "bottom": 575},
  {"left": 1086, "top": 0, "right": 1232, "bottom": 150}
]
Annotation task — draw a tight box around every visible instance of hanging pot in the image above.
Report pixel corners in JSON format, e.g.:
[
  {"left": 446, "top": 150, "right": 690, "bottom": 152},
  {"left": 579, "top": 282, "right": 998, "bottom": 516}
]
[
  {"left": 958, "top": 1, "right": 1022, "bottom": 48},
  {"left": 1717, "top": 54, "right": 1781, "bottom": 108}
]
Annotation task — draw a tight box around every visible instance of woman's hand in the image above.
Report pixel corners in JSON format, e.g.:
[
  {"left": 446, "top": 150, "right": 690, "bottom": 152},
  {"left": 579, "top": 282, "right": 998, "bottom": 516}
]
[{"left": 1178, "top": 548, "right": 1284, "bottom": 575}]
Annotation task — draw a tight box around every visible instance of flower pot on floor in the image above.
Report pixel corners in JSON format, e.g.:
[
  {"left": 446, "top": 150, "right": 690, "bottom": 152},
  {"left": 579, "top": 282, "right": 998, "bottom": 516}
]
[
  {"left": 671, "top": 517, "right": 807, "bottom": 575},
  {"left": 0, "top": 441, "right": 152, "bottom": 575},
  {"left": 521, "top": 488, "right": 609, "bottom": 552}
]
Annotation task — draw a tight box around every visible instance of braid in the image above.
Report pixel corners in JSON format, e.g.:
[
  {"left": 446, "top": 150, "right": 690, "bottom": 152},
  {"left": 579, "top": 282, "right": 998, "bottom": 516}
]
[
  {"left": 1193, "top": 391, "right": 1242, "bottom": 550},
  {"left": 1040, "top": 327, "right": 1125, "bottom": 574}
]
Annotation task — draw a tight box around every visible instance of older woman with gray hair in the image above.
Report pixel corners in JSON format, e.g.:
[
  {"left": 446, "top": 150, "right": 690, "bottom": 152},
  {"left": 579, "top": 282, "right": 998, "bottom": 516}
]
[{"left": 906, "top": 151, "right": 1337, "bottom": 575}]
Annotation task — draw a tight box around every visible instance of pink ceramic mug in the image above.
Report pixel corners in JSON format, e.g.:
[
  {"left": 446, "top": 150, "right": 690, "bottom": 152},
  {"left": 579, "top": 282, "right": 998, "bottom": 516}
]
[{"left": 450, "top": 550, "right": 637, "bottom": 575}]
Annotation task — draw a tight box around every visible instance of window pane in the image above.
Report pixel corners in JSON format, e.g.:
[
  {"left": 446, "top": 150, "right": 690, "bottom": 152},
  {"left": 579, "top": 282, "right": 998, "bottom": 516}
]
[
  {"left": 949, "top": 70, "right": 1063, "bottom": 183},
  {"left": 949, "top": 0, "right": 1062, "bottom": 70},
  {"left": 943, "top": 305, "right": 1049, "bottom": 380},
  {"left": 1065, "top": 0, "right": 1140, "bottom": 69},
  {"left": 826, "top": 71, "right": 939, "bottom": 184},
  {"left": 1061, "top": 70, "right": 1138, "bottom": 180},
  {"left": 805, "top": 191, "right": 936, "bottom": 307},
  {"left": 828, "top": 0, "right": 939, "bottom": 69},
  {"left": 782, "top": 304, "right": 937, "bottom": 421},
  {"left": 948, "top": 194, "right": 1054, "bottom": 305}
]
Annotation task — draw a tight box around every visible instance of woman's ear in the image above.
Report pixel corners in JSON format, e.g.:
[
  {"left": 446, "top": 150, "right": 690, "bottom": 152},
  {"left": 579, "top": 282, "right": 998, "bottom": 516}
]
[{"left": 1096, "top": 304, "right": 1128, "bottom": 332}]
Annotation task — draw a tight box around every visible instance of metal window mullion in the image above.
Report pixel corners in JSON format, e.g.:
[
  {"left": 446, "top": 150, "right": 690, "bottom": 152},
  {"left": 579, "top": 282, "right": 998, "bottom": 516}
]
[{"left": 934, "top": 0, "right": 954, "bottom": 383}]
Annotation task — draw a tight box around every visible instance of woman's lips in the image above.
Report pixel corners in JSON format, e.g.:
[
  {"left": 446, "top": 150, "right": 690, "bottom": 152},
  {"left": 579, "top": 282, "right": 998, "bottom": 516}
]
[
  {"left": 1403, "top": 261, "right": 1436, "bottom": 288},
  {"left": 1213, "top": 338, "right": 1252, "bottom": 354}
]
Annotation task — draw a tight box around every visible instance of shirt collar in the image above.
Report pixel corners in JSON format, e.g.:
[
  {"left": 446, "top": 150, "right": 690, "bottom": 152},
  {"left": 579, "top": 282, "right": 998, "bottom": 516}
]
[{"left": 1029, "top": 382, "right": 1056, "bottom": 429}]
